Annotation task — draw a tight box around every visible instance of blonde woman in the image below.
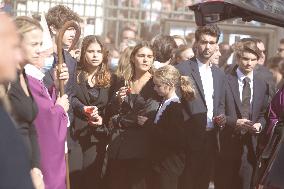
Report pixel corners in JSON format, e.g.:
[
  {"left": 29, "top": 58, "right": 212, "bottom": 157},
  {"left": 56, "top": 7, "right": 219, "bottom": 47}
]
[
  {"left": 14, "top": 16, "right": 69, "bottom": 189},
  {"left": 115, "top": 46, "right": 134, "bottom": 80},
  {"left": 150, "top": 65, "right": 195, "bottom": 189}
]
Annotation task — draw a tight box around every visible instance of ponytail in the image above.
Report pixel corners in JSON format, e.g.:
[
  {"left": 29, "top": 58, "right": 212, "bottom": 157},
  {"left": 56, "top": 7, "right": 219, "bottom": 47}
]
[{"left": 180, "top": 76, "right": 195, "bottom": 101}]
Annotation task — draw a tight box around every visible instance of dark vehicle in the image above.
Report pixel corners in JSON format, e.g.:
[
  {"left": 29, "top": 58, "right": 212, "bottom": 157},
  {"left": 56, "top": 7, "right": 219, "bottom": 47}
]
[
  {"left": 187, "top": 0, "right": 284, "bottom": 27},
  {"left": 187, "top": 1, "right": 284, "bottom": 188}
]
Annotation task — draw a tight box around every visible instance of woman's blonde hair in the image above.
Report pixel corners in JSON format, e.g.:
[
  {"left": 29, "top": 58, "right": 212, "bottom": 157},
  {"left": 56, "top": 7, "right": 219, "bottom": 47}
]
[
  {"left": 115, "top": 46, "right": 134, "bottom": 80},
  {"left": 77, "top": 35, "right": 111, "bottom": 88},
  {"left": 14, "top": 16, "right": 43, "bottom": 37},
  {"left": 154, "top": 65, "right": 195, "bottom": 101}
]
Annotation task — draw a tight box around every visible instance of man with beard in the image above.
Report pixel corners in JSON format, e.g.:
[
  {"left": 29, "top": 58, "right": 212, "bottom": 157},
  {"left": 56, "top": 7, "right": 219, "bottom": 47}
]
[{"left": 176, "top": 24, "right": 226, "bottom": 189}]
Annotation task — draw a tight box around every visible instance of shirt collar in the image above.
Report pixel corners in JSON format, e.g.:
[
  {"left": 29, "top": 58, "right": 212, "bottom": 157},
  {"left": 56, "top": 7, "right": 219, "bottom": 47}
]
[
  {"left": 196, "top": 58, "right": 212, "bottom": 69},
  {"left": 163, "top": 95, "right": 180, "bottom": 105},
  {"left": 236, "top": 67, "right": 253, "bottom": 83},
  {"left": 24, "top": 64, "right": 45, "bottom": 81}
]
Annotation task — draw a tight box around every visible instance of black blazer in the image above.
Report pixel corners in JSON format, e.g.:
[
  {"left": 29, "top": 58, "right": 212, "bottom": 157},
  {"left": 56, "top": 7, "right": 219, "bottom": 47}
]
[
  {"left": 220, "top": 67, "right": 269, "bottom": 159},
  {"left": 0, "top": 105, "right": 34, "bottom": 189},
  {"left": 71, "top": 74, "right": 116, "bottom": 143},
  {"left": 151, "top": 101, "right": 185, "bottom": 176},
  {"left": 175, "top": 58, "right": 226, "bottom": 151}
]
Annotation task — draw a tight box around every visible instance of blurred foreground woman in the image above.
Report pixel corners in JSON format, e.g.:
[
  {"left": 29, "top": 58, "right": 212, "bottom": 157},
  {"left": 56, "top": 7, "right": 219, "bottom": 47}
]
[{"left": 0, "top": 13, "right": 34, "bottom": 189}]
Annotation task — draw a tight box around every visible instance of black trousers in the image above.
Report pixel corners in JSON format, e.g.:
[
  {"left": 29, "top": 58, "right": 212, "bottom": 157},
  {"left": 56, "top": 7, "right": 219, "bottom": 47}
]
[
  {"left": 179, "top": 130, "right": 216, "bottom": 189},
  {"left": 149, "top": 169, "right": 179, "bottom": 189},
  {"left": 105, "top": 159, "right": 151, "bottom": 189},
  {"left": 215, "top": 135, "right": 256, "bottom": 189}
]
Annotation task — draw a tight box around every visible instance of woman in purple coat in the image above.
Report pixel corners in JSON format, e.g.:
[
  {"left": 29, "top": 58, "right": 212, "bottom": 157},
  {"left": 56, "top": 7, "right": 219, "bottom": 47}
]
[{"left": 15, "top": 16, "right": 70, "bottom": 189}]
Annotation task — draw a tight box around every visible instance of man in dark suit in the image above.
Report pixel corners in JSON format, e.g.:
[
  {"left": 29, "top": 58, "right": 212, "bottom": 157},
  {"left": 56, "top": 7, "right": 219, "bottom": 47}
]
[
  {"left": 215, "top": 40, "right": 270, "bottom": 189},
  {"left": 0, "top": 13, "right": 34, "bottom": 189},
  {"left": 175, "top": 24, "right": 226, "bottom": 189}
]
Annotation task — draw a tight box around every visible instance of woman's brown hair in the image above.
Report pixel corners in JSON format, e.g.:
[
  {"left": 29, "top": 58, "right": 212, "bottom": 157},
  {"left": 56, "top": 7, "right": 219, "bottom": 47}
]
[{"left": 77, "top": 35, "right": 111, "bottom": 88}]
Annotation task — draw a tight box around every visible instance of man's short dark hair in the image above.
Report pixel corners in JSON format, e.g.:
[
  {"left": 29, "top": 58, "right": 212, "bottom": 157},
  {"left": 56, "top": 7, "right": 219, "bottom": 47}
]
[
  {"left": 46, "top": 5, "right": 82, "bottom": 30},
  {"left": 195, "top": 24, "right": 220, "bottom": 43},
  {"left": 152, "top": 35, "right": 177, "bottom": 63}
]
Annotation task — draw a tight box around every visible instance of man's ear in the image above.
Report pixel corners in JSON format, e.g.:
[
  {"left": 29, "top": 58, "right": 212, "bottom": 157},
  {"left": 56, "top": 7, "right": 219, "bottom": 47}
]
[{"left": 49, "top": 25, "right": 57, "bottom": 36}]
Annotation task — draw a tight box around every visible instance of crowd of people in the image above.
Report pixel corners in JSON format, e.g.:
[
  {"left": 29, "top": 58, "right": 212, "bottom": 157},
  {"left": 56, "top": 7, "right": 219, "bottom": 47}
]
[{"left": 1, "top": 4, "right": 284, "bottom": 189}]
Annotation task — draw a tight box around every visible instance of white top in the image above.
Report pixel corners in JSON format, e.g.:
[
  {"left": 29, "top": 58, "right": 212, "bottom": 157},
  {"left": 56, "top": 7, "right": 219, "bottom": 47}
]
[
  {"left": 24, "top": 64, "right": 45, "bottom": 81},
  {"left": 197, "top": 59, "right": 214, "bottom": 129},
  {"left": 236, "top": 68, "right": 254, "bottom": 103},
  {"left": 154, "top": 95, "right": 180, "bottom": 124}
]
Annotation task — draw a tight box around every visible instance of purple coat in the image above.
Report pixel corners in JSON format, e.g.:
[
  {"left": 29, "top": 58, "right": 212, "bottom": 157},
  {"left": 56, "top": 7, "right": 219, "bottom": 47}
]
[
  {"left": 267, "top": 86, "right": 284, "bottom": 137},
  {"left": 27, "top": 75, "right": 68, "bottom": 189}
]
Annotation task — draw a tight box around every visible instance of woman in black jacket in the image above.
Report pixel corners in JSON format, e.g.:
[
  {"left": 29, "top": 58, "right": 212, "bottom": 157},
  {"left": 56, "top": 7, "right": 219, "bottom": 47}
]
[
  {"left": 71, "top": 35, "right": 114, "bottom": 189},
  {"left": 105, "top": 41, "right": 160, "bottom": 189}
]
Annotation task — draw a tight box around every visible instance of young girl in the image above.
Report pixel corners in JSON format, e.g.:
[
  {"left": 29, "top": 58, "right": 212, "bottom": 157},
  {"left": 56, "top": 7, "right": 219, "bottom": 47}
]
[
  {"left": 72, "top": 35, "right": 113, "bottom": 189},
  {"left": 150, "top": 65, "right": 195, "bottom": 189}
]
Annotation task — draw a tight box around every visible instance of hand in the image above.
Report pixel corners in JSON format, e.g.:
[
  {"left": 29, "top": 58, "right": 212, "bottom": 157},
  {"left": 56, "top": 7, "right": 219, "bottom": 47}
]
[
  {"left": 55, "top": 63, "right": 69, "bottom": 86},
  {"left": 116, "top": 86, "right": 128, "bottom": 103},
  {"left": 56, "top": 94, "right": 69, "bottom": 112},
  {"left": 236, "top": 119, "right": 255, "bottom": 133},
  {"left": 253, "top": 123, "right": 262, "bottom": 133},
  {"left": 69, "top": 49, "right": 80, "bottom": 61},
  {"left": 137, "top": 116, "right": 148, "bottom": 126},
  {"left": 89, "top": 115, "right": 103, "bottom": 126},
  {"left": 213, "top": 114, "right": 226, "bottom": 128},
  {"left": 30, "top": 168, "right": 44, "bottom": 189}
]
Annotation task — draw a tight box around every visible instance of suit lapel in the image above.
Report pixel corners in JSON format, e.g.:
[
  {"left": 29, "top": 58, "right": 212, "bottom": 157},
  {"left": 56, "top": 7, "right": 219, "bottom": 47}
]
[
  {"left": 212, "top": 66, "right": 219, "bottom": 114},
  {"left": 227, "top": 71, "right": 243, "bottom": 116},
  {"left": 189, "top": 60, "right": 207, "bottom": 106}
]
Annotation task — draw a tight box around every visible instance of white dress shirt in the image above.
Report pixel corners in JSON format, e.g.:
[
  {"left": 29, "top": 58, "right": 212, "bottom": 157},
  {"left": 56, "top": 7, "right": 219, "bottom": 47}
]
[{"left": 197, "top": 59, "right": 214, "bottom": 129}]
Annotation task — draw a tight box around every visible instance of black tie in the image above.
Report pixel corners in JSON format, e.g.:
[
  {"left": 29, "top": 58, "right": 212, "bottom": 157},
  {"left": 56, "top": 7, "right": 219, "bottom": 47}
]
[{"left": 242, "top": 77, "right": 251, "bottom": 119}]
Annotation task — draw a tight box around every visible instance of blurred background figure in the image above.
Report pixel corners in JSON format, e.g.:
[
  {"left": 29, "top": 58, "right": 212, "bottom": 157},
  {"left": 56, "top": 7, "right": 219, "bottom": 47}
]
[
  {"left": 115, "top": 46, "right": 134, "bottom": 80},
  {"left": 267, "top": 56, "right": 284, "bottom": 90},
  {"left": 210, "top": 45, "right": 221, "bottom": 66},
  {"left": 152, "top": 34, "right": 177, "bottom": 69},
  {"left": 172, "top": 35, "right": 187, "bottom": 47},
  {"left": 277, "top": 38, "right": 284, "bottom": 58},
  {"left": 0, "top": 13, "right": 34, "bottom": 189},
  {"left": 218, "top": 42, "right": 233, "bottom": 70},
  {"left": 171, "top": 45, "right": 194, "bottom": 65}
]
